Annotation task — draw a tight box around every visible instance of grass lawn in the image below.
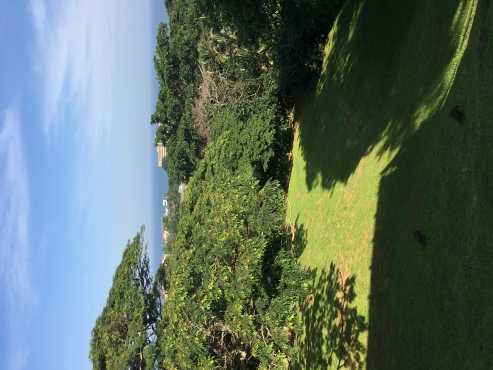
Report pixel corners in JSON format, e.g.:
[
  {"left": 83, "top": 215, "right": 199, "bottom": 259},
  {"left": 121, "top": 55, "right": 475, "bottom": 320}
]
[{"left": 287, "top": 0, "right": 493, "bottom": 368}]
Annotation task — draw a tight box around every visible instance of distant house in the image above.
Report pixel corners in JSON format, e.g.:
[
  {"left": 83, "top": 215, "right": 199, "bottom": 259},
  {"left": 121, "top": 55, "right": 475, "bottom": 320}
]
[
  {"left": 156, "top": 142, "right": 167, "bottom": 168},
  {"left": 163, "top": 198, "right": 168, "bottom": 217},
  {"left": 162, "top": 229, "right": 170, "bottom": 243}
]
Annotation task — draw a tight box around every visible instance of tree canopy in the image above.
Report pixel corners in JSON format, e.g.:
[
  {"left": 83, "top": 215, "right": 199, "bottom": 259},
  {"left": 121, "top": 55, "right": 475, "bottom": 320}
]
[
  {"left": 90, "top": 229, "right": 159, "bottom": 370},
  {"left": 156, "top": 105, "right": 308, "bottom": 367}
]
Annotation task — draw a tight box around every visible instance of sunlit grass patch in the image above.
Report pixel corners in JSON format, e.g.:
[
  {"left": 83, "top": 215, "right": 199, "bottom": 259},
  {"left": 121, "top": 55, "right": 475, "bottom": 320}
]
[{"left": 287, "top": 0, "right": 490, "bottom": 368}]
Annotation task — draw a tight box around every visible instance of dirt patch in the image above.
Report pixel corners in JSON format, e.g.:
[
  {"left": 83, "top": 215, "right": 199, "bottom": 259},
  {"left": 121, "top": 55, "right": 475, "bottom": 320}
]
[{"left": 192, "top": 65, "right": 212, "bottom": 147}]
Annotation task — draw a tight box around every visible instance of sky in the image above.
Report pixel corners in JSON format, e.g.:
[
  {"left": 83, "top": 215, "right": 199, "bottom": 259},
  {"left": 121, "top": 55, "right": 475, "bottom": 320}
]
[{"left": 0, "top": 0, "right": 168, "bottom": 369}]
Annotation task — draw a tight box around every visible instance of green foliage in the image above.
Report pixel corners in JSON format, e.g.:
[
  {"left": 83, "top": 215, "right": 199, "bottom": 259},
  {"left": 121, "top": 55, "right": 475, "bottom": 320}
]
[
  {"left": 159, "top": 162, "right": 308, "bottom": 368},
  {"left": 89, "top": 229, "right": 159, "bottom": 370},
  {"left": 197, "top": 0, "right": 345, "bottom": 97},
  {"left": 207, "top": 103, "right": 276, "bottom": 177},
  {"left": 146, "top": 0, "right": 347, "bottom": 369},
  {"left": 151, "top": 0, "right": 202, "bottom": 181},
  {"left": 275, "top": 0, "right": 345, "bottom": 94},
  {"left": 154, "top": 31, "right": 309, "bottom": 364}
]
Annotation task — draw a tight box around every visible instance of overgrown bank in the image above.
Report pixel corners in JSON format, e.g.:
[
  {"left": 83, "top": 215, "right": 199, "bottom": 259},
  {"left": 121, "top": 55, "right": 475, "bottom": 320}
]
[{"left": 89, "top": 0, "right": 351, "bottom": 369}]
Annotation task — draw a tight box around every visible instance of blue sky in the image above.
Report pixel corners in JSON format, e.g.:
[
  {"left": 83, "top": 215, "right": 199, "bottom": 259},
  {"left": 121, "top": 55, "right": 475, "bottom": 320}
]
[{"left": 0, "top": 1, "right": 167, "bottom": 369}]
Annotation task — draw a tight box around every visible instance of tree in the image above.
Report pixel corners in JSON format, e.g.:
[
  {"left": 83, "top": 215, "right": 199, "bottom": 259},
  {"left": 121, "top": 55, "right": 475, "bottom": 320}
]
[
  {"left": 151, "top": 3, "right": 202, "bottom": 179},
  {"left": 156, "top": 106, "right": 308, "bottom": 368},
  {"left": 89, "top": 228, "right": 159, "bottom": 370}
]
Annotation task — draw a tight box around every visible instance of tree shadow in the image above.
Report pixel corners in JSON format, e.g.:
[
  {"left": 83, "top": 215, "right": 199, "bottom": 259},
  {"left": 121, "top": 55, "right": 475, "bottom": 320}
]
[
  {"left": 295, "top": 263, "right": 368, "bottom": 370},
  {"left": 366, "top": 1, "right": 493, "bottom": 368},
  {"left": 290, "top": 216, "right": 309, "bottom": 258},
  {"left": 296, "top": 0, "right": 477, "bottom": 190},
  {"left": 290, "top": 220, "right": 368, "bottom": 369},
  {"left": 288, "top": 0, "right": 491, "bottom": 367},
  {"left": 367, "top": 109, "right": 493, "bottom": 369},
  {"left": 275, "top": 0, "right": 345, "bottom": 98}
]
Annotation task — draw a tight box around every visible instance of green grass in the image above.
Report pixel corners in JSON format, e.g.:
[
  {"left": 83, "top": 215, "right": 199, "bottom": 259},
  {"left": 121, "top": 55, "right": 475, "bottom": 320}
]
[{"left": 287, "top": 0, "right": 493, "bottom": 368}]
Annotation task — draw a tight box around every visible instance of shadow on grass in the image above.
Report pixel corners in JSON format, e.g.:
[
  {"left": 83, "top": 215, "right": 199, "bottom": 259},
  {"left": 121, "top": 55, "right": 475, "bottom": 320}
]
[
  {"left": 296, "top": 265, "right": 367, "bottom": 370},
  {"left": 290, "top": 222, "right": 368, "bottom": 370},
  {"left": 297, "top": 0, "right": 478, "bottom": 191},
  {"left": 367, "top": 1, "right": 493, "bottom": 363},
  {"left": 367, "top": 123, "right": 493, "bottom": 369},
  {"left": 290, "top": 0, "right": 493, "bottom": 368}
]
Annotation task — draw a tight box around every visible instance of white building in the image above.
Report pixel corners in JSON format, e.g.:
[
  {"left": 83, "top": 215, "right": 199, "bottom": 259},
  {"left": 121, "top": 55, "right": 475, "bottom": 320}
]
[
  {"left": 156, "top": 142, "right": 167, "bottom": 168},
  {"left": 162, "top": 230, "right": 170, "bottom": 243},
  {"left": 163, "top": 198, "right": 168, "bottom": 217}
]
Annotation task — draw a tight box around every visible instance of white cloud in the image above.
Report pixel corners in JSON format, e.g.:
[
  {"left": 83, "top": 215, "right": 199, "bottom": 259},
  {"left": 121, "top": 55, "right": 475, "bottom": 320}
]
[
  {"left": 0, "top": 107, "right": 32, "bottom": 370},
  {"left": 29, "top": 0, "right": 46, "bottom": 36},
  {"left": 0, "top": 108, "right": 32, "bottom": 306},
  {"left": 29, "top": 0, "right": 117, "bottom": 149}
]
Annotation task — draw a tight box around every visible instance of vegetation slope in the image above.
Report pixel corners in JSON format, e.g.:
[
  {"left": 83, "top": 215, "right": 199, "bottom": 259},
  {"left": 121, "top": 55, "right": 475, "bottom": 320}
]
[{"left": 90, "top": 0, "right": 351, "bottom": 369}]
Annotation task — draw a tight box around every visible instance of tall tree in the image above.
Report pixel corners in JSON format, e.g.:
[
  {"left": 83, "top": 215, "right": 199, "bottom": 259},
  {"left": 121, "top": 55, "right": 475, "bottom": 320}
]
[{"left": 90, "top": 228, "right": 159, "bottom": 370}]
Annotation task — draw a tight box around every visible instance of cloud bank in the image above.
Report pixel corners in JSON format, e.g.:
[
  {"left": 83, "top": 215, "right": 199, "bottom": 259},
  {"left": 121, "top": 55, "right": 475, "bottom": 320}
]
[
  {"left": 30, "top": 0, "right": 117, "bottom": 149},
  {"left": 0, "top": 107, "right": 32, "bottom": 370}
]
